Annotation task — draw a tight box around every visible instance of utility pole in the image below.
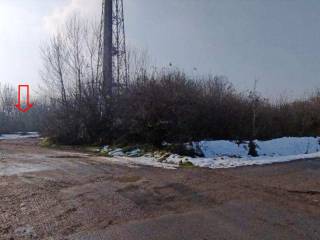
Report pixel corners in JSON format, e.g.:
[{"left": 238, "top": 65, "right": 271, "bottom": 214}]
[{"left": 102, "top": 0, "right": 128, "bottom": 97}]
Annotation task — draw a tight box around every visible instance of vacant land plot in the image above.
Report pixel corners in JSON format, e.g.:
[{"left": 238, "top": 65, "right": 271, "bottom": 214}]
[{"left": 0, "top": 139, "right": 320, "bottom": 240}]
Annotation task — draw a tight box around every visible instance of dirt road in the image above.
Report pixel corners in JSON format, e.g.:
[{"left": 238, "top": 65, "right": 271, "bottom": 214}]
[{"left": 0, "top": 138, "right": 320, "bottom": 240}]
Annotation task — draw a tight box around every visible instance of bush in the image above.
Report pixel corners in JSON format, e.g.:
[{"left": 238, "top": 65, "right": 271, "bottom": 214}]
[
  {"left": 248, "top": 140, "right": 258, "bottom": 157},
  {"left": 39, "top": 69, "right": 320, "bottom": 147}
]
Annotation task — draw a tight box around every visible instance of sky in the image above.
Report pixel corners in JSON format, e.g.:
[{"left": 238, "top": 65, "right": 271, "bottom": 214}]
[{"left": 1, "top": 0, "right": 320, "bottom": 99}]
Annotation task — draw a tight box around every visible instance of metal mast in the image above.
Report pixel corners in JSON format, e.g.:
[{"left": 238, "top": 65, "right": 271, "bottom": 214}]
[{"left": 102, "top": 0, "right": 128, "bottom": 97}]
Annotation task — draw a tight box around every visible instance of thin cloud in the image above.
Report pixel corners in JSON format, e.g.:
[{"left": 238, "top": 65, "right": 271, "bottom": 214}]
[{"left": 43, "top": 0, "right": 102, "bottom": 34}]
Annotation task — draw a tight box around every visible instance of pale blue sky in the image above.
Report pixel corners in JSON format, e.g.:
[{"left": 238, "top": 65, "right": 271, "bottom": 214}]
[{"left": 1, "top": 0, "right": 320, "bottom": 98}]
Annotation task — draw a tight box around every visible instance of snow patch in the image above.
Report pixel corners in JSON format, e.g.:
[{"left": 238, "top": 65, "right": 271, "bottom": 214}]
[
  {"left": 108, "top": 148, "right": 125, "bottom": 157},
  {"left": 100, "top": 137, "right": 320, "bottom": 169},
  {"left": 196, "top": 140, "right": 248, "bottom": 158},
  {"left": 0, "top": 132, "right": 39, "bottom": 140},
  {"left": 255, "top": 137, "right": 320, "bottom": 156},
  {"left": 197, "top": 137, "right": 320, "bottom": 158},
  {"left": 189, "top": 152, "right": 320, "bottom": 169}
]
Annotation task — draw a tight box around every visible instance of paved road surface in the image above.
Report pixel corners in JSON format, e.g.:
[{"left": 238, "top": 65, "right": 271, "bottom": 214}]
[{"left": 0, "top": 139, "right": 320, "bottom": 240}]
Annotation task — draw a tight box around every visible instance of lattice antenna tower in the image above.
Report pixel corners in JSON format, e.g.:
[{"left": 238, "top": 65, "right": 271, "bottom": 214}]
[{"left": 101, "top": 0, "right": 128, "bottom": 96}]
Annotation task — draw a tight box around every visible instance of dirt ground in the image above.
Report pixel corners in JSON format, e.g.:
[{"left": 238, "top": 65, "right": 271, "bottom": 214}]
[{"left": 0, "top": 138, "right": 320, "bottom": 240}]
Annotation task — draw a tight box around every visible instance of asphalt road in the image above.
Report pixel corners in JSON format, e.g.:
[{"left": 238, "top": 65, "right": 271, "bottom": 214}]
[{"left": 0, "top": 138, "right": 320, "bottom": 240}]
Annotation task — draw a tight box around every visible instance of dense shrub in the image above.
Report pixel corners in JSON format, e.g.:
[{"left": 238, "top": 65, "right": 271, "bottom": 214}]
[
  {"left": 5, "top": 16, "right": 317, "bottom": 146},
  {"left": 39, "top": 69, "right": 320, "bottom": 146},
  {"left": 115, "top": 72, "right": 247, "bottom": 145}
]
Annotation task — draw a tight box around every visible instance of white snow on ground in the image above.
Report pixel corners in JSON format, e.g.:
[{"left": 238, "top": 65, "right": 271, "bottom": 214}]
[
  {"left": 105, "top": 137, "right": 320, "bottom": 169},
  {"left": 108, "top": 148, "right": 125, "bottom": 157},
  {"left": 0, "top": 132, "right": 39, "bottom": 140},
  {"left": 255, "top": 137, "right": 320, "bottom": 156},
  {"left": 197, "top": 137, "right": 320, "bottom": 158},
  {"left": 165, "top": 152, "right": 320, "bottom": 169},
  {"left": 105, "top": 151, "right": 320, "bottom": 170},
  {"left": 169, "top": 137, "right": 320, "bottom": 168},
  {"left": 195, "top": 140, "right": 248, "bottom": 158}
]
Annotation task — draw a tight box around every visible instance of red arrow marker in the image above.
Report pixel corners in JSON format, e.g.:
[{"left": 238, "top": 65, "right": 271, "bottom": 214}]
[{"left": 15, "top": 85, "right": 33, "bottom": 113}]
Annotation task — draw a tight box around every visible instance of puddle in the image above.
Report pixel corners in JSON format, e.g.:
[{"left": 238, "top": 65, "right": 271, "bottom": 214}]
[{"left": 0, "top": 163, "right": 52, "bottom": 176}]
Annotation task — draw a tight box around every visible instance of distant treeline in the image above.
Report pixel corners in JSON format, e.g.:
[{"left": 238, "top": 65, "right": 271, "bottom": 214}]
[
  {"left": 0, "top": 84, "right": 44, "bottom": 134},
  {"left": 1, "top": 71, "right": 320, "bottom": 145},
  {"left": 1, "top": 16, "right": 320, "bottom": 145}
]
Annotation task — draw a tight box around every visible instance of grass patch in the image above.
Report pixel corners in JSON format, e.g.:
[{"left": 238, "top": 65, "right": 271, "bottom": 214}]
[
  {"left": 99, "top": 147, "right": 114, "bottom": 157},
  {"left": 82, "top": 146, "right": 100, "bottom": 153},
  {"left": 39, "top": 137, "right": 57, "bottom": 148},
  {"left": 179, "top": 161, "right": 195, "bottom": 168}
]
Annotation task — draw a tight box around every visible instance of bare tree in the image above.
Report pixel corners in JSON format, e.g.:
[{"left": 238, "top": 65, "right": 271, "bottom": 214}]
[{"left": 41, "top": 35, "right": 68, "bottom": 105}]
